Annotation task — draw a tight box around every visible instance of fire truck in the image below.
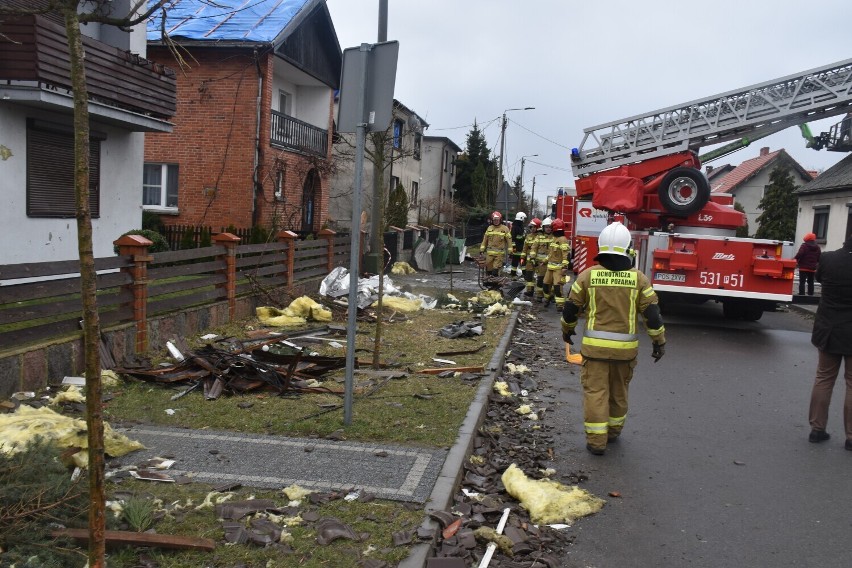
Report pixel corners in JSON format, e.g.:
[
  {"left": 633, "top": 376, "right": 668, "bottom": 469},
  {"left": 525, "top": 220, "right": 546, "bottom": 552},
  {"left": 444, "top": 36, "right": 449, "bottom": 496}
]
[{"left": 556, "top": 58, "right": 852, "bottom": 320}]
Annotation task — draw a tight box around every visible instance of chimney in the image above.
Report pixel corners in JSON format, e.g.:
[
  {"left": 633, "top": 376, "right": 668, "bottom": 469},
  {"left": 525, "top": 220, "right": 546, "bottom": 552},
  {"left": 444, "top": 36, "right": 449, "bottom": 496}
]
[
  {"left": 760, "top": 147, "right": 769, "bottom": 156},
  {"left": 706, "top": 165, "right": 714, "bottom": 174}
]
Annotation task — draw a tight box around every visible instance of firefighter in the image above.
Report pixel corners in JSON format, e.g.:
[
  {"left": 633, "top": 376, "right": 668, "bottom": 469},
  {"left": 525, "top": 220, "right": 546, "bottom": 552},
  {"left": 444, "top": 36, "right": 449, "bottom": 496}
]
[
  {"left": 533, "top": 217, "right": 555, "bottom": 301},
  {"left": 560, "top": 222, "right": 666, "bottom": 456},
  {"left": 543, "top": 217, "right": 571, "bottom": 309},
  {"left": 521, "top": 218, "right": 541, "bottom": 297},
  {"left": 510, "top": 212, "right": 528, "bottom": 277},
  {"left": 479, "top": 211, "right": 512, "bottom": 277}
]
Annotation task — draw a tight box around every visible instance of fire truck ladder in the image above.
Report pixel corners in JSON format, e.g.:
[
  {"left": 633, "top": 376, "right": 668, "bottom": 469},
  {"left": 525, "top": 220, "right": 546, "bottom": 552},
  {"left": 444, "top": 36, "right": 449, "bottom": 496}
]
[{"left": 571, "top": 58, "right": 852, "bottom": 177}]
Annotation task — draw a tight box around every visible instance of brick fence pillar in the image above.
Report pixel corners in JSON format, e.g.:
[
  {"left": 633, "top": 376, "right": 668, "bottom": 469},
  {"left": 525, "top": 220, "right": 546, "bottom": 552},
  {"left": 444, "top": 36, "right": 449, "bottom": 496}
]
[
  {"left": 114, "top": 234, "right": 152, "bottom": 354},
  {"left": 277, "top": 230, "right": 298, "bottom": 289},
  {"left": 318, "top": 229, "right": 336, "bottom": 272},
  {"left": 214, "top": 232, "right": 241, "bottom": 320}
]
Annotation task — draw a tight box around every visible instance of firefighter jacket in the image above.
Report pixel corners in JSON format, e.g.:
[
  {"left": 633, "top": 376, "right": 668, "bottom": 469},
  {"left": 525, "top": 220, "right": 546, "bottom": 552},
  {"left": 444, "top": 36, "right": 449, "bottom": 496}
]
[
  {"left": 480, "top": 224, "right": 512, "bottom": 255},
  {"left": 520, "top": 232, "right": 537, "bottom": 262},
  {"left": 546, "top": 235, "right": 571, "bottom": 271},
  {"left": 563, "top": 265, "right": 666, "bottom": 361},
  {"left": 532, "top": 232, "right": 555, "bottom": 265},
  {"left": 510, "top": 221, "right": 526, "bottom": 256}
]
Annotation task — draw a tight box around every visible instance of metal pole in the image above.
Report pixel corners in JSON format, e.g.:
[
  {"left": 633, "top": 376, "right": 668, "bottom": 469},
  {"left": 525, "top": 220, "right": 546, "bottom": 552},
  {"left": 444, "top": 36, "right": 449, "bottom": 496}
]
[
  {"left": 519, "top": 157, "right": 526, "bottom": 214},
  {"left": 497, "top": 112, "right": 507, "bottom": 212},
  {"left": 378, "top": 0, "right": 388, "bottom": 41},
  {"left": 344, "top": 43, "right": 371, "bottom": 426},
  {"left": 366, "top": 0, "right": 389, "bottom": 274},
  {"left": 530, "top": 176, "right": 536, "bottom": 218}
]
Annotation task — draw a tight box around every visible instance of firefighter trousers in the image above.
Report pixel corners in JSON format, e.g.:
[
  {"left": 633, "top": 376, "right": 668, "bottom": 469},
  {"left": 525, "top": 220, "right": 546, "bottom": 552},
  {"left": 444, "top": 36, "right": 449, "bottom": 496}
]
[
  {"left": 579, "top": 358, "right": 637, "bottom": 451},
  {"left": 484, "top": 252, "right": 506, "bottom": 273}
]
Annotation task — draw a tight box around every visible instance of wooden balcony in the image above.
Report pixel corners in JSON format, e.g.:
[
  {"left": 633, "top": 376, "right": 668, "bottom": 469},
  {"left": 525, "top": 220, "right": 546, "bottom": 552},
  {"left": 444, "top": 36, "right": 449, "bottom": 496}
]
[
  {"left": 0, "top": 13, "right": 175, "bottom": 120},
  {"left": 270, "top": 110, "right": 329, "bottom": 158}
]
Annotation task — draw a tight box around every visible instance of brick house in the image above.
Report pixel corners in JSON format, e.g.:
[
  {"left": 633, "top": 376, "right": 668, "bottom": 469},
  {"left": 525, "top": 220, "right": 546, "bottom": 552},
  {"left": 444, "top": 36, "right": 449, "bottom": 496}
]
[
  {"left": 0, "top": 0, "right": 176, "bottom": 265},
  {"left": 144, "top": 0, "right": 341, "bottom": 235}
]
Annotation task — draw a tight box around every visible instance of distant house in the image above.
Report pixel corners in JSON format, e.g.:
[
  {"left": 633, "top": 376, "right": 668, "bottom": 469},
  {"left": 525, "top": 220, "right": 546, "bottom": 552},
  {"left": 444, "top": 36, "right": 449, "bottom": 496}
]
[
  {"left": 710, "top": 147, "right": 813, "bottom": 235},
  {"left": 0, "top": 0, "right": 176, "bottom": 264},
  {"left": 795, "top": 153, "right": 852, "bottom": 251},
  {"left": 329, "top": 99, "right": 429, "bottom": 230},
  {"left": 144, "top": 0, "right": 341, "bottom": 236},
  {"left": 420, "top": 136, "right": 462, "bottom": 224}
]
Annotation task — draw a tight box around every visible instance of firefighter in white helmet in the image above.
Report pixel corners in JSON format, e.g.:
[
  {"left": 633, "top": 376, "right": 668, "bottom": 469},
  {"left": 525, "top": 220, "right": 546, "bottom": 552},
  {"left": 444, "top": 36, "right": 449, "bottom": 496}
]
[
  {"left": 509, "top": 212, "right": 528, "bottom": 277},
  {"left": 560, "top": 221, "right": 666, "bottom": 456},
  {"left": 531, "top": 217, "right": 555, "bottom": 301},
  {"left": 479, "top": 211, "right": 512, "bottom": 277}
]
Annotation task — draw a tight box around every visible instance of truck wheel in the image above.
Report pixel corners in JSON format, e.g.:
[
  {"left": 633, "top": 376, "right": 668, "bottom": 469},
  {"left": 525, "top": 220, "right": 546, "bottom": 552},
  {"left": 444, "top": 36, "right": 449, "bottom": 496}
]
[
  {"left": 658, "top": 167, "right": 710, "bottom": 216},
  {"left": 742, "top": 307, "right": 763, "bottom": 321},
  {"left": 722, "top": 302, "right": 743, "bottom": 320}
]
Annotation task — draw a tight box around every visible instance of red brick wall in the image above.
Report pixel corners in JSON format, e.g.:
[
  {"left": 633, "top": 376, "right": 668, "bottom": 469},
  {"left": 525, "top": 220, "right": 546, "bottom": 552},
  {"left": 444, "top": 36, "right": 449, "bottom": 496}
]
[{"left": 145, "top": 47, "right": 331, "bottom": 233}]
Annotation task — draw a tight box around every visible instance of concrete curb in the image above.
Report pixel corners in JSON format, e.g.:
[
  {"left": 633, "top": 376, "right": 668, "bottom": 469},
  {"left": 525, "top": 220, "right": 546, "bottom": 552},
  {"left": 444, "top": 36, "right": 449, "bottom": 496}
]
[{"left": 398, "top": 308, "right": 521, "bottom": 568}]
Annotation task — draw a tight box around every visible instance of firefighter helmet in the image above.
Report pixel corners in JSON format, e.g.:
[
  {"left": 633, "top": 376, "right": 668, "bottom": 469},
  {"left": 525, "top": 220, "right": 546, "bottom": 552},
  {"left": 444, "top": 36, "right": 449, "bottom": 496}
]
[
  {"left": 531, "top": 217, "right": 542, "bottom": 228},
  {"left": 515, "top": 212, "right": 528, "bottom": 222},
  {"left": 597, "top": 222, "right": 633, "bottom": 258},
  {"left": 541, "top": 217, "right": 553, "bottom": 229},
  {"left": 490, "top": 211, "right": 503, "bottom": 224},
  {"left": 551, "top": 218, "right": 565, "bottom": 232}
]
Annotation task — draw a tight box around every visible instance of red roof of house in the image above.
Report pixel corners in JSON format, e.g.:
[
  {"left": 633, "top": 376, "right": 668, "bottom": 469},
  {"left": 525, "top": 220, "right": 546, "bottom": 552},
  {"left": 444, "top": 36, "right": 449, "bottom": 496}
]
[{"left": 711, "top": 149, "right": 782, "bottom": 194}]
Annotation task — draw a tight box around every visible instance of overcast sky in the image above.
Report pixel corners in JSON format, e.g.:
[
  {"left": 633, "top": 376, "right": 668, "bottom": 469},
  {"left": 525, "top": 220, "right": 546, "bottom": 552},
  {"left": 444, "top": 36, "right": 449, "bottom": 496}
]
[{"left": 325, "top": 0, "right": 852, "bottom": 203}]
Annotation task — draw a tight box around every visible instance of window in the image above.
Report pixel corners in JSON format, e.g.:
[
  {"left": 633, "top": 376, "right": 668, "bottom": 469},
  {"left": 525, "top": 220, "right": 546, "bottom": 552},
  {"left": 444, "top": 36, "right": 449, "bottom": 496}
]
[
  {"left": 413, "top": 133, "right": 421, "bottom": 160},
  {"left": 390, "top": 175, "right": 400, "bottom": 191},
  {"left": 27, "top": 119, "right": 101, "bottom": 218},
  {"left": 143, "top": 164, "right": 179, "bottom": 210},
  {"left": 846, "top": 204, "right": 852, "bottom": 241},
  {"left": 443, "top": 150, "right": 449, "bottom": 172},
  {"left": 411, "top": 181, "right": 419, "bottom": 204},
  {"left": 278, "top": 90, "right": 292, "bottom": 115},
  {"left": 393, "top": 119, "right": 404, "bottom": 149},
  {"left": 812, "top": 206, "right": 829, "bottom": 243}
]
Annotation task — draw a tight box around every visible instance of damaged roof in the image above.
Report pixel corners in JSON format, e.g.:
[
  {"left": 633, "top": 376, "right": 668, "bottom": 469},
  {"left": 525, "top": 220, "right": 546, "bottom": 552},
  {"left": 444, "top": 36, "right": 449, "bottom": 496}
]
[
  {"left": 796, "top": 152, "right": 852, "bottom": 194},
  {"left": 147, "top": 0, "right": 321, "bottom": 44}
]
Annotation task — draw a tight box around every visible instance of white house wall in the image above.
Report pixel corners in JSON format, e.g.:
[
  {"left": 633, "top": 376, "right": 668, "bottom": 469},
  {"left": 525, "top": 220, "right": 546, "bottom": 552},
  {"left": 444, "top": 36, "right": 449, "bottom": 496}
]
[
  {"left": 0, "top": 106, "right": 144, "bottom": 265},
  {"left": 796, "top": 191, "right": 852, "bottom": 251}
]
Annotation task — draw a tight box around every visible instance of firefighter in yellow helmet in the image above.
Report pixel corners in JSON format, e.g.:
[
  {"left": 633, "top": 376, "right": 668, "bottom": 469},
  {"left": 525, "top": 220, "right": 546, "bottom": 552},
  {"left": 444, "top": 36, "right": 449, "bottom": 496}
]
[
  {"left": 560, "top": 222, "right": 666, "bottom": 456},
  {"left": 479, "top": 211, "right": 512, "bottom": 276}
]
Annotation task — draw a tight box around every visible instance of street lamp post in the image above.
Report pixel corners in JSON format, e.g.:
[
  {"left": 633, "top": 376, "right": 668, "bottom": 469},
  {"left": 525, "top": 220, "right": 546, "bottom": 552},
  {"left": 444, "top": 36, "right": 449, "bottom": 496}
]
[
  {"left": 530, "top": 173, "right": 547, "bottom": 217},
  {"left": 518, "top": 154, "right": 538, "bottom": 216},
  {"left": 496, "top": 107, "right": 534, "bottom": 213}
]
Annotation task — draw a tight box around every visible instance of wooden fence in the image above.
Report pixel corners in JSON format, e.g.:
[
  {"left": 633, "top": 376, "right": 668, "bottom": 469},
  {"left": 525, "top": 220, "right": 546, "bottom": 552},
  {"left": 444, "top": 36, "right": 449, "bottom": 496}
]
[{"left": 0, "top": 230, "right": 358, "bottom": 355}]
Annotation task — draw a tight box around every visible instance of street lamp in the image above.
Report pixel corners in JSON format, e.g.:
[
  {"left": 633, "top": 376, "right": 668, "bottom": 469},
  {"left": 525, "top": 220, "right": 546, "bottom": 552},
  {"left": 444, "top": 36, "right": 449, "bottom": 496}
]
[
  {"left": 517, "top": 154, "right": 538, "bottom": 217},
  {"left": 530, "top": 173, "right": 547, "bottom": 217},
  {"left": 496, "top": 107, "right": 534, "bottom": 212}
]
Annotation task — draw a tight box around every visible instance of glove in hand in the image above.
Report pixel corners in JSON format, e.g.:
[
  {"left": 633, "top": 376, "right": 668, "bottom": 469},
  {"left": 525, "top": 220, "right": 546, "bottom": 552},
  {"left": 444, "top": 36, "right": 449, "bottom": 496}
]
[
  {"left": 652, "top": 343, "right": 665, "bottom": 363},
  {"left": 560, "top": 320, "right": 575, "bottom": 344}
]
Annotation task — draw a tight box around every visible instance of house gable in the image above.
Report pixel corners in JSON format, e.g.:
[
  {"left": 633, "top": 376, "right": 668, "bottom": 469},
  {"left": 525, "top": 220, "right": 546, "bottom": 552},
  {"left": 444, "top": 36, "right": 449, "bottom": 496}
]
[{"left": 275, "top": 3, "right": 341, "bottom": 89}]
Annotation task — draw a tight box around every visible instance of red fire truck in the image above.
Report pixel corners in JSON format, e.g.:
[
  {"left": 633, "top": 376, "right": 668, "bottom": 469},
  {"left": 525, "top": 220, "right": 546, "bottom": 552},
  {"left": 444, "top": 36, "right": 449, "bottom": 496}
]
[{"left": 558, "top": 58, "right": 852, "bottom": 320}]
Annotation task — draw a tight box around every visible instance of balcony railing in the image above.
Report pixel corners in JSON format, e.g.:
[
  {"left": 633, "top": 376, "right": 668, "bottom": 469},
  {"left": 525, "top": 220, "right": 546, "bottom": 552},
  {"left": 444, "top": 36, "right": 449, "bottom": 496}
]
[
  {"left": 270, "top": 110, "right": 329, "bottom": 158},
  {"left": 0, "top": 14, "right": 176, "bottom": 119}
]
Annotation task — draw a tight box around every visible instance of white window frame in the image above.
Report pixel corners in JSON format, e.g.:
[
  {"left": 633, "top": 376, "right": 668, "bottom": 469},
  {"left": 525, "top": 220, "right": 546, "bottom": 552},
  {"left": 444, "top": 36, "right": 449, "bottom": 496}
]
[
  {"left": 278, "top": 89, "right": 293, "bottom": 115},
  {"left": 143, "top": 163, "right": 179, "bottom": 212}
]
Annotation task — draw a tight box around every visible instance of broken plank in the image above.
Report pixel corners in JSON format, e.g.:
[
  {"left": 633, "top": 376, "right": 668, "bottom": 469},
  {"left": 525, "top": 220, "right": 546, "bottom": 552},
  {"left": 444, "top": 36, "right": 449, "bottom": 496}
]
[
  {"left": 52, "top": 529, "right": 215, "bottom": 551},
  {"left": 419, "top": 366, "right": 484, "bottom": 375},
  {"left": 436, "top": 344, "right": 486, "bottom": 357}
]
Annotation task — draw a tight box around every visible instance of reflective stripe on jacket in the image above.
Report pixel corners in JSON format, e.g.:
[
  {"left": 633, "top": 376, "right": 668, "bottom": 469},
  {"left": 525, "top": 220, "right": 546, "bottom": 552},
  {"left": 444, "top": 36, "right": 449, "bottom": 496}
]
[
  {"left": 480, "top": 225, "right": 512, "bottom": 254},
  {"left": 546, "top": 236, "right": 571, "bottom": 270},
  {"left": 567, "top": 265, "right": 665, "bottom": 360}
]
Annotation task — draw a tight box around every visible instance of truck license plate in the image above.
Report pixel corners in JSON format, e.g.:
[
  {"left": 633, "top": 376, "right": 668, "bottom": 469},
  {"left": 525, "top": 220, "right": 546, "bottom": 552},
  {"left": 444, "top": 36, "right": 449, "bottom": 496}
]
[{"left": 654, "top": 272, "right": 686, "bottom": 283}]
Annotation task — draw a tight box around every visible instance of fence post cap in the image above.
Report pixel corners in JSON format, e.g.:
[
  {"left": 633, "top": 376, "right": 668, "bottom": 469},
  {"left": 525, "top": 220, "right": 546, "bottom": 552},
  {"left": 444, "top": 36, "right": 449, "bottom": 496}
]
[
  {"left": 114, "top": 234, "right": 153, "bottom": 247},
  {"left": 277, "top": 230, "right": 299, "bottom": 240},
  {"left": 214, "top": 232, "right": 241, "bottom": 243},
  {"left": 318, "top": 228, "right": 336, "bottom": 237}
]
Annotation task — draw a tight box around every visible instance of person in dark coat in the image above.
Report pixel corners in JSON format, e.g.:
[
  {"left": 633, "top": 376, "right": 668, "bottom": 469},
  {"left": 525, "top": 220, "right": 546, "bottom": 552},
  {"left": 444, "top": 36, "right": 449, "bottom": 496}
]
[
  {"left": 807, "top": 233, "right": 852, "bottom": 450},
  {"left": 794, "top": 232, "right": 821, "bottom": 296}
]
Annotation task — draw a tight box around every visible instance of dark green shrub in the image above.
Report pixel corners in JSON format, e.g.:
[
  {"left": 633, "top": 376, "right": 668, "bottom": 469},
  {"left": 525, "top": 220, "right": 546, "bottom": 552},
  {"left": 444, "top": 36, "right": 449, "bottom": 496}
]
[
  {"left": 141, "top": 210, "right": 165, "bottom": 233},
  {"left": 113, "top": 229, "right": 169, "bottom": 254},
  {"left": 179, "top": 226, "right": 196, "bottom": 250},
  {"left": 199, "top": 226, "right": 212, "bottom": 248},
  {"left": 249, "top": 225, "right": 270, "bottom": 244}
]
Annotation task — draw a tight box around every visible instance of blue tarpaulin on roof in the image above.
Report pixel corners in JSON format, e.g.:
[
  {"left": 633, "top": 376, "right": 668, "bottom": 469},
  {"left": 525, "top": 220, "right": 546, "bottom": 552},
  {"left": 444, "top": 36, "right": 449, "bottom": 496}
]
[{"left": 147, "top": 0, "right": 313, "bottom": 43}]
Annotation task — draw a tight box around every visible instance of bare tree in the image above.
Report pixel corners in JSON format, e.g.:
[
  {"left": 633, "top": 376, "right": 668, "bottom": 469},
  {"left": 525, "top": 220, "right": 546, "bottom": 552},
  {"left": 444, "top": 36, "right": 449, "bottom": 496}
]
[{"left": 0, "top": 2, "right": 181, "bottom": 565}]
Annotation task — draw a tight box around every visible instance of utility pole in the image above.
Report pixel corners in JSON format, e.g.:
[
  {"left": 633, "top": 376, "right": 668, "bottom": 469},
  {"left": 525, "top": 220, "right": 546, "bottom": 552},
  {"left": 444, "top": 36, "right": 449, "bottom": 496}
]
[
  {"left": 495, "top": 107, "right": 534, "bottom": 214},
  {"left": 530, "top": 173, "right": 546, "bottom": 217},
  {"left": 518, "top": 154, "right": 537, "bottom": 215}
]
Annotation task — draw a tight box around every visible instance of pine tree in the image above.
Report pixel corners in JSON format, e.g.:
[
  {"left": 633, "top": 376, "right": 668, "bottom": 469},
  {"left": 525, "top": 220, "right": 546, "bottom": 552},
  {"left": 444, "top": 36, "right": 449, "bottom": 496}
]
[
  {"left": 386, "top": 182, "right": 409, "bottom": 229},
  {"left": 453, "top": 121, "right": 495, "bottom": 207},
  {"left": 471, "top": 161, "right": 488, "bottom": 208},
  {"left": 733, "top": 202, "right": 749, "bottom": 238},
  {"left": 755, "top": 166, "right": 799, "bottom": 241}
]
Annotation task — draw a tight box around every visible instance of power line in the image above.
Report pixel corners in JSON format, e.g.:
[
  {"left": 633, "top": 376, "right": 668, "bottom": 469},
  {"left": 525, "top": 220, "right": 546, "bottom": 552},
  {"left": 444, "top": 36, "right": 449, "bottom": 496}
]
[{"left": 508, "top": 118, "right": 572, "bottom": 150}]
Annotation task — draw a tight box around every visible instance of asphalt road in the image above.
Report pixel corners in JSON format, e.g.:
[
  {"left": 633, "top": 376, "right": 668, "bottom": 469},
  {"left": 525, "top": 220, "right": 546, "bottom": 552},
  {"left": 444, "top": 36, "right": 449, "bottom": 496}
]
[{"left": 530, "top": 301, "right": 851, "bottom": 568}]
